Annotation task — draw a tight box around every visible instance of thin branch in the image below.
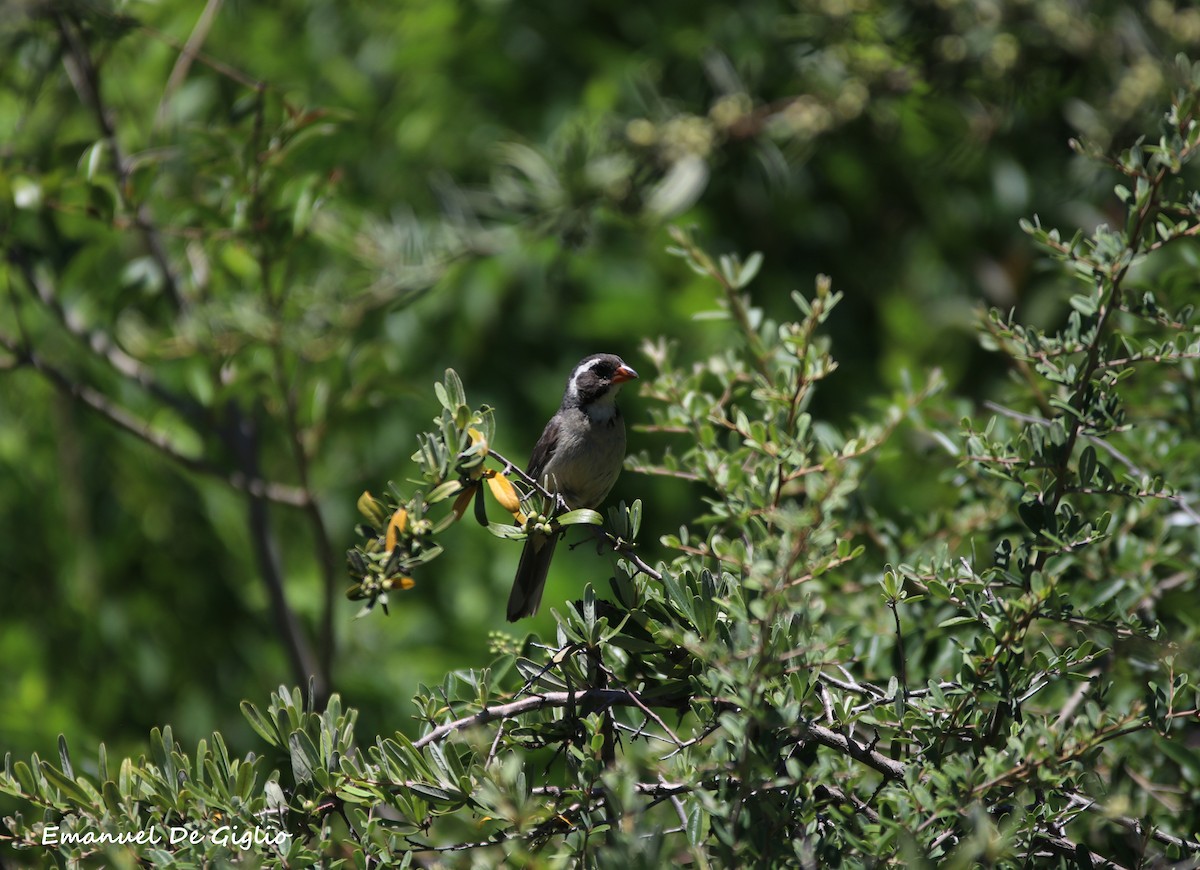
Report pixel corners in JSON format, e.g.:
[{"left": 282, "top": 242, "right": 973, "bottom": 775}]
[
  {"left": 486, "top": 721, "right": 506, "bottom": 765},
  {"left": 156, "top": 0, "right": 225, "bottom": 126},
  {"left": 1027, "top": 833, "right": 1128, "bottom": 870},
  {"left": 984, "top": 400, "right": 1200, "bottom": 526},
  {"left": 579, "top": 523, "right": 663, "bottom": 581},
  {"left": 662, "top": 719, "right": 722, "bottom": 759},
  {"left": 660, "top": 774, "right": 691, "bottom": 831},
  {"left": 971, "top": 711, "right": 1146, "bottom": 798},
  {"left": 486, "top": 448, "right": 551, "bottom": 498},
  {"left": 413, "top": 689, "right": 629, "bottom": 750},
  {"left": 626, "top": 461, "right": 703, "bottom": 482},
  {"left": 817, "top": 679, "right": 836, "bottom": 725},
  {"left": 790, "top": 720, "right": 906, "bottom": 781},
  {"left": 10, "top": 255, "right": 202, "bottom": 422},
  {"left": 612, "top": 719, "right": 677, "bottom": 747},
  {"left": 813, "top": 783, "right": 882, "bottom": 824},
  {"left": 402, "top": 834, "right": 506, "bottom": 855},
  {"left": 1067, "top": 791, "right": 1200, "bottom": 855},
  {"left": 1055, "top": 669, "right": 1100, "bottom": 729},
  {"left": 270, "top": 320, "right": 336, "bottom": 698},
  {"left": 1097, "top": 351, "right": 1200, "bottom": 369},
  {"left": 622, "top": 689, "right": 683, "bottom": 747},
  {"left": 783, "top": 548, "right": 858, "bottom": 588},
  {"left": 411, "top": 687, "right": 908, "bottom": 782},
  {"left": 0, "top": 331, "right": 309, "bottom": 507},
  {"left": 225, "top": 404, "right": 325, "bottom": 703},
  {"left": 53, "top": 10, "right": 183, "bottom": 309}
]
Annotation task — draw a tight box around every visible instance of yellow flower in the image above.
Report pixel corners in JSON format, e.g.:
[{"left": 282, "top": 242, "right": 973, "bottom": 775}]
[
  {"left": 452, "top": 484, "right": 478, "bottom": 521},
  {"left": 385, "top": 508, "right": 408, "bottom": 554},
  {"left": 485, "top": 470, "right": 524, "bottom": 521}
]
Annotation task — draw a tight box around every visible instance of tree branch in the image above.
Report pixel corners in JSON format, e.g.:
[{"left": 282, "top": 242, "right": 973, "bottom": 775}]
[
  {"left": 268, "top": 309, "right": 336, "bottom": 700},
  {"left": 413, "top": 689, "right": 631, "bottom": 750},
  {"left": 984, "top": 400, "right": 1200, "bottom": 526},
  {"left": 1067, "top": 791, "right": 1200, "bottom": 855},
  {"left": 53, "top": 9, "right": 183, "bottom": 309},
  {"left": 1029, "top": 833, "right": 1129, "bottom": 870},
  {"left": 9, "top": 254, "right": 203, "bottom": 422},
  {"left": 579, "top": 523, "right": 663, "bottom": 581},
  {"left": 0, "top": 331, "right": 309, "bottom": 507},
  {"left": 412, "top": 687, "right": 908, "bottom": 783},
  {"left": 156, "top": 0, "right": 225, "bottom": 126},
  {"left": 224, "top": 404, "right": 326, "bottom": 703}
]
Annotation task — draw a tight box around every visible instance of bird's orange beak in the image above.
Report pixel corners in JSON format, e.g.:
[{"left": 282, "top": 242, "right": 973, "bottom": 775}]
[{"left": 612, "top": 364, "right": 639, "bottom": 384}]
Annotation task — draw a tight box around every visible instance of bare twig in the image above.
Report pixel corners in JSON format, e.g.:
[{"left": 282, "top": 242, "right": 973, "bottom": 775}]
[
  {"left": 412, "top": 687, "right": 908, "bottom": 782},
  {"left": 887, "top": 596, "right": 908, "bottom": 705},
  {"left": 413, "top": 689, "right": 627, "bottom": 750},
  {"left": 1029, "top": 832, "right": 1129, "bottom": 870},
  {"left": 621, "top": 689, "right": 683, "bottom": 747},
  {"left": 580, "top": 523, "right": 664, "bottom": 581},
  {"left": 813, "top": 783, "right": 882, "bottom": 824},
  {"left": 661, "top": 776, "right": 690, "bottom": 824},
  {"left": 626, "top": 460, "right": 703, "bottom": 482},
  {"left": 486, "top": 448, "right": 550, "bottom": 497},
  {"left": 1066, "top": 791, "right": 1200, "bottom": 855},
  {"left": 817, "top": 679, "right": 836, "bottom": 725},
  {"left": 1054, "top": 669, "right": 1100, "bottom": 729},
  {"left": 662, "top": 719, "right": 722, "bottom": 760}
]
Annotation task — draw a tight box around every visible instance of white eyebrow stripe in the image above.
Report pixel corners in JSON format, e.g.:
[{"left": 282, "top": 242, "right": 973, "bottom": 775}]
[
  {"left": 573, "top": 357, "right": 604, "bottom": 379},
  {"left": 567, "top": 357, "right": 604, "bottom": 401}
]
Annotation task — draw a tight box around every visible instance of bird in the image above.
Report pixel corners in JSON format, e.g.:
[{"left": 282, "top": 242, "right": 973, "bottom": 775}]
[{"left": 506, "top": 353, "right": 638, "bottom": 621}]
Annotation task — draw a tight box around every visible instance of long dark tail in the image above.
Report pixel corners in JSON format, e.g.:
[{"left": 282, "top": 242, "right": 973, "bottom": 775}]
[{"left": 506, "top": 534, "right": 558, "bottom": 621}]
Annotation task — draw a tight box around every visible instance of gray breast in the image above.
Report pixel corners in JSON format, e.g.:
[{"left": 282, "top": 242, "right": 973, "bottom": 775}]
[{"left": 539, "top": 407, "right": 626, "bottom": 509}]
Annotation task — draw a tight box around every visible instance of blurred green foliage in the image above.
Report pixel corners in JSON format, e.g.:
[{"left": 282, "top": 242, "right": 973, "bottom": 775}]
[{"left": 1, "top": 0, "right": 1199, "bottom": 863}]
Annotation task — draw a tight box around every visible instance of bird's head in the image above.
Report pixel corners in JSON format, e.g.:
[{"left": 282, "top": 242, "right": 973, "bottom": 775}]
[{"left": 566, "top": 353, "right": 638, "bottom": 407}]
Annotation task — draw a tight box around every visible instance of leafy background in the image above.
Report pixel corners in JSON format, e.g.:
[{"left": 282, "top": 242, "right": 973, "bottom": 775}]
[{"left": 1, "top": 0, "right": 1197, "bottom": 818}]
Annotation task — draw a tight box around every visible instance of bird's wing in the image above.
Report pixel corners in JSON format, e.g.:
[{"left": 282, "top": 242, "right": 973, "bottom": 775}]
[{"left": 526, "top": 415, "right": 559, "bottom": 478}]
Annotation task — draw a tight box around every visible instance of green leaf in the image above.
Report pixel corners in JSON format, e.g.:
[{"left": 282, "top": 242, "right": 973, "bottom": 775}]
[
  {"left": 609, "top": 569, "right": 637, "bottom": 609},
  {"left": 556, "top": 508, "right": 603, "bottom": 526},
  {"left": 38, "top": 761, "right": 90, "bottom": 805},
  {"left": 1069, "top": 293, "right": 1098, "bottom": 316},
  {"left": 1078, "top": 445, "right": 1097, "bottom": 485},
  {"left": 408, "top": 781, "right": 455, "bottom": 802},
  {"left": 1018, "top": 499, "right": 1045, "bottom": 534},
  {"left": 608, "top": 634, "right": 660, "bottom": 654},
  {"left": 57, "top": 735, "right": 73, "bottom": 780},
  {"left": 738, "top": 252, "right": 763, "bottom": 288},
  {"left": 428, "top": 479, "right": 464, "bottom": 503},
  {"left": 938, "top": 615, "right": 977, "bottom": 629},
  {"left": 101, "top": 779, "right": 123, "bottom": 815},
  {"left": 289, "top": 732, "right": 316, "bottom": 785},
  {"left": 242, "top": 701, "right": 281, "bottom": 747},
  {"left": 444, "top": 369, "right": 466, "bottom": 408}
]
